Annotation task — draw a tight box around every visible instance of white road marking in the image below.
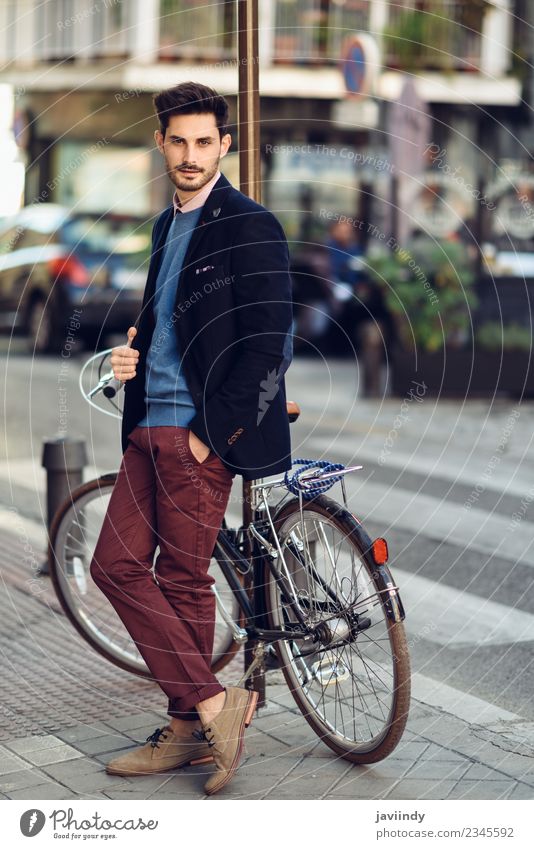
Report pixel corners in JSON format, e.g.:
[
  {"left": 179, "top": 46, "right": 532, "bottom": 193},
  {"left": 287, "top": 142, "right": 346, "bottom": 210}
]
[{"left": 395, "top": 567, "right": 534, "bottom": 646}]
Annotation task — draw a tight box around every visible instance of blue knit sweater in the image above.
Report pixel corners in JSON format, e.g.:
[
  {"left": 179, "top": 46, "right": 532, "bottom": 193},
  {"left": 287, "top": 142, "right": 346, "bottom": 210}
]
[{"left": 137, "top": 206, "right": 202, "bottom": 428}]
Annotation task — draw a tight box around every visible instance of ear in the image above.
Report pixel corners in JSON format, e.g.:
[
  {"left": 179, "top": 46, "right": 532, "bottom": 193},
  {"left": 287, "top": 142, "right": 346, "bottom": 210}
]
[
  {"left": 220, "top": 133, "right": 232, "bottom": 158},
  {"left": 155, "top": 129, "right": 164, "bottom": 153}
]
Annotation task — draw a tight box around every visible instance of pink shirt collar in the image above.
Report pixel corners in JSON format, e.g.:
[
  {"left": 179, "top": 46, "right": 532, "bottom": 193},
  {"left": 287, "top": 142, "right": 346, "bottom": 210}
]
[{"left": 172, "top": 169, "right": 221, "bottom": 216}]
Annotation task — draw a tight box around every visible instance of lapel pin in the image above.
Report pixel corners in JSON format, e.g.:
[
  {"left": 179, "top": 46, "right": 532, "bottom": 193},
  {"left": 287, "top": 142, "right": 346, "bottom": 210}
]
[{"left": 212, "top": 208, "right": 221, "bottom": 218}]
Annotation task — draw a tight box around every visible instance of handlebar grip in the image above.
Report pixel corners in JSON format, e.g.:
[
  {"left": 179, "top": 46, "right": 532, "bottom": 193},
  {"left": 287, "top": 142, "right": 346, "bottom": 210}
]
[{"left": 103, "top": 376, "right": 124, "bottom": 398}]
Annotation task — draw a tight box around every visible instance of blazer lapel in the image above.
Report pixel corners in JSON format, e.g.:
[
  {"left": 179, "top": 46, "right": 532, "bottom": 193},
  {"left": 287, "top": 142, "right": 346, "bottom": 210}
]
[
  {"left": 136, "top": 173, "right": 234, "bottom": 350},
  {"left": 180, "top": 172, "right": 233, "bottom": 278},
  {"left": 142, "top": 206, "right": 174, "bottom": 312}
]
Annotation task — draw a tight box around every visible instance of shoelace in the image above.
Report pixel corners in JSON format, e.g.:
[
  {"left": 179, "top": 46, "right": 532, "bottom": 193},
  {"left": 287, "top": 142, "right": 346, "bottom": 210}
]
[
  {"left": 145, "top": 726, "right": 169, "bottom": 749},
  {"left": 192, "top": 727, "right": 215, "bottom": 748}
]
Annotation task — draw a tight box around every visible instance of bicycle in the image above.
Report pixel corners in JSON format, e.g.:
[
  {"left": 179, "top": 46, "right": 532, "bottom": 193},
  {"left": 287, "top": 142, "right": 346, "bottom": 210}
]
[{"left": 48, "top": 349, "right": 411, "bottom": 763}]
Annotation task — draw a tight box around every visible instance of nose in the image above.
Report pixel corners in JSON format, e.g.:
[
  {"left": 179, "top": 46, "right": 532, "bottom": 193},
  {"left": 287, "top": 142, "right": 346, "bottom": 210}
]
[{"left": 182, "top": 143, "right": 197, "bottom": 164}]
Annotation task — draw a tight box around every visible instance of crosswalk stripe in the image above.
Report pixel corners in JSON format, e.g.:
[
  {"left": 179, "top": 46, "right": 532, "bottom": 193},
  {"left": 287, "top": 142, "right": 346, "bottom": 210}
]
[
  {"left": 411, "top": 672, "right": 520, "bottom": 724},
  {"left": 307, "top": 433, "right": 534, "bottom": 500},
  {"left": 300, "top": 456, "right": 533, "bottom": 566},
  {"left": 395, "top": 567, "right": 534, "bottom": 646}
]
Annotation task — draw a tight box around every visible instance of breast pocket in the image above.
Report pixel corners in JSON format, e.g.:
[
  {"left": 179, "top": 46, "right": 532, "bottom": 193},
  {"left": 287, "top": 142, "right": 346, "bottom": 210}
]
[{"left": 193, "top": 264, "right": 235, "bottom": 317}]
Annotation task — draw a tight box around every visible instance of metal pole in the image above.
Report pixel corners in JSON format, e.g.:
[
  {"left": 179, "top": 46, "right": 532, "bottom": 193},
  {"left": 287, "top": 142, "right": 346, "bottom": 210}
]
[
  {"left": 237, "top": 0, "right": 261, "bottom": 202},
  {"left": 237, "top": 0, "right": 265, "bottom": 707},
  {"left": 40, "top": 437, "right": 87, "bottom": 575}
]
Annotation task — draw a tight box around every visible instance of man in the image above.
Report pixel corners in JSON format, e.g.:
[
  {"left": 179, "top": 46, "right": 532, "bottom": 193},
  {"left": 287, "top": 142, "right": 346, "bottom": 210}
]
[{"left": 89, "top": 82, "right": 293, "bottom": 796}]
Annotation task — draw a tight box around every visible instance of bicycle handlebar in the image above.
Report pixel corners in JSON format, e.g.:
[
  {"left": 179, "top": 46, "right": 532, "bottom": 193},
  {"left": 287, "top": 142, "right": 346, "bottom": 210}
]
[{"left": 102, "top": 375, "right": 124, "bottom": 398}]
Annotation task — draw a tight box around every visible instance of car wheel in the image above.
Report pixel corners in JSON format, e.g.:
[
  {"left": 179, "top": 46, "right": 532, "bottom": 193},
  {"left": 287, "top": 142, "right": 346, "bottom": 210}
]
[{"left": 26, "top": 297, "right": 53, "bottom": 354}]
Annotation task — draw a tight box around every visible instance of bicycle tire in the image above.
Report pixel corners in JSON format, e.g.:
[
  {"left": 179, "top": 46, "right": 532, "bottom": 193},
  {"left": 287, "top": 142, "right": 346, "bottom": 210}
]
[
  {"left": 48, "top": 475, "right": 241, "bottom": 678},
  {"left": 265, "top": 494, "right": 410, "bottom": 764}
]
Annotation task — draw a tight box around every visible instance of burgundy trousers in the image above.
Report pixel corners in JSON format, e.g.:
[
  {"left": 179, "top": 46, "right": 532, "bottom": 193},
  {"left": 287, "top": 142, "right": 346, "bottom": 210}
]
[{"left": 89, "top": 425, "right": 235, "bottom": 720}]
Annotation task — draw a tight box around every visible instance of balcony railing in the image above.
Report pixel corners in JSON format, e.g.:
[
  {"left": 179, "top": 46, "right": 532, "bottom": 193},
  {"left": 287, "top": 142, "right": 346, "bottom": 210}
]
[
  {"left": 30, "top": 0, "right": 131, "bottom": 62},
  {"left": 158, "top": 0, "right": 235, "bottom": 61},
  {"left": 0, "top": 0, "right": 496, "bottom": 73},
  {"left": 273, "top": 0, "right": 371, "bottom": 65},
  {"left": 383, "top": 0, "right": 486, "bottom": 72}
]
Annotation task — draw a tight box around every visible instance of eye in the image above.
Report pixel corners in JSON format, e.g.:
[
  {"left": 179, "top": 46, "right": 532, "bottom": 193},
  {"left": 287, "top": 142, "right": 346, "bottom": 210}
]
[{"left": 199, "top": 139, "right": 210, "bottom": 146}]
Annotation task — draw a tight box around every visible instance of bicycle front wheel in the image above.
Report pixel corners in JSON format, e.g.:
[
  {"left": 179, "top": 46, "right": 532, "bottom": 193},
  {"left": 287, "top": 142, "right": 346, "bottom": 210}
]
[
  {"left": 265, "top": 494, "right": 410, "bottom": 763},
  {"left": 48, "top": 475, "right": 241, "bottom": 678}
]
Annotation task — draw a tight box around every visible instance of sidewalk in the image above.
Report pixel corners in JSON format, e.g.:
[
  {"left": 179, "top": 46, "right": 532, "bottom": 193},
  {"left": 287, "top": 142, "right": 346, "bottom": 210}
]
[{"left": 1, "top": 524, "right": 534, "bottom": 801}]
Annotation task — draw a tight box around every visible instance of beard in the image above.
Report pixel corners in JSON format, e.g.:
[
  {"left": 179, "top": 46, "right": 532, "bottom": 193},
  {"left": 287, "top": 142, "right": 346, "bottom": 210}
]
[{"left": 167, "top": 157, "right": 220, "bottom": 194}]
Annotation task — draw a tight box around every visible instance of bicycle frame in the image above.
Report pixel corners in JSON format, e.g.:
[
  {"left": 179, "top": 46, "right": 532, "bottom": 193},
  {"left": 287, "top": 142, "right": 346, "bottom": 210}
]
[{"left": 212, "top": 471, "right": 405, "bottom": 652}]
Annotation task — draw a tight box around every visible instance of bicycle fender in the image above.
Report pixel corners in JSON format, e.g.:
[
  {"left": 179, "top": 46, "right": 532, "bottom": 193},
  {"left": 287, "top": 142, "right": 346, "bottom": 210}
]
[
  {"left": 345, "top": 510, "right": 406, "bottom": 624},
  {"left": 273, "top": 494, "right": 406, "bottom": 624}
]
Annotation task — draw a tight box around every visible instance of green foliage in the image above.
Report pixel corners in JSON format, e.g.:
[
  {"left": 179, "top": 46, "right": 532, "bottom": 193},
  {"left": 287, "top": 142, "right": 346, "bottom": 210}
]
[
  {"left": 366, "top": 238, "right": 477, "bottom": 353},
  {"left": 476, "top": 322, "right": 533, "bottom": 352},
  {"left": 382, "top": 4, "right": 456, "bottom": 72}
]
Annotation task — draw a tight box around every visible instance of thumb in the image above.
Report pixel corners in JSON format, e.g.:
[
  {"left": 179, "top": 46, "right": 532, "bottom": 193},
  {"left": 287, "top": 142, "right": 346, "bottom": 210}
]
[{"left": 126, "top": 326, "right": 137, "bottom": 346}]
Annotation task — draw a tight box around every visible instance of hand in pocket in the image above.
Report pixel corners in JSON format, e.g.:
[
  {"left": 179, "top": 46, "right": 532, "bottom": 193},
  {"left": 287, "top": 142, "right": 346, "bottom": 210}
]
[{"left": 188, "top": 429, "right": 211, "bottom": 464}]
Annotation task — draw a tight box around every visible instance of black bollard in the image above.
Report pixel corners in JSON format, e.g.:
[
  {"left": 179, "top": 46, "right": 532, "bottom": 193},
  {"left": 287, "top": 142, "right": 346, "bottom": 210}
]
[{"left": 40, "top": 437, "right": 87, "bottom": 575}]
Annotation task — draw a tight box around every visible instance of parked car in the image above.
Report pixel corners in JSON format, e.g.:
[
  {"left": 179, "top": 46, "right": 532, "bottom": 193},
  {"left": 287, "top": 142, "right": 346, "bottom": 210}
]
[{"left": 0, "top": 204, "right": 152, "bottom": 353}]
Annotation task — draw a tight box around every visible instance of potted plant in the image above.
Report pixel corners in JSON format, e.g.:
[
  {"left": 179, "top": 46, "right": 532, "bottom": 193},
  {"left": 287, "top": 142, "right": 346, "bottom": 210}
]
[
  {"left": 366, "top": 237, "right": 479, "bottom": 395},
  {"left": 382, "top": 2, "right": 456, "bottom": 72},
  {"left": 475, "top": 322, "right": 534, "bottom": 396}
]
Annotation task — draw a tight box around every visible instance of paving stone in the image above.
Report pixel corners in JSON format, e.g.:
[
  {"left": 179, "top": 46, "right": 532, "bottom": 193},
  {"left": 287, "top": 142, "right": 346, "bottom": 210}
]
[
  {"left": 508, "top": 783, "right": 534, "bottom": 799},
  {"left": 389, "top": 741, "right": 430, "bottom": 760},
  {"left": 447, "top": 780, "right": 516, "bottom": 799},
  {"left": 63, "top": 772, "right": 140, "bottom": 794},
  {"left": 350, "top": 760, "right": 413, "bottom": 780},
  {"left": 104, "top": 787, "right": 204, "bottom": 800},
  {"left": 468, "top": 750, "right": 534, "bottom": 784},
  {"left": 255, "top": 722, "right": 318, "bottom": 754},
  {"left": 0, "top": 768, "right": 51, "bottom": 792},
  {"left": 0, "top": 747, "right": 33, "bottom": 775},
  {"left": 463, "top": 762, "right": 514, "bottom": 781},
  {"left": 39, "top": 758, "right": 104, "bottom": 782},
  {"left": 419, "top": 742, "right": 468, "bottom": 762},
  {"left": 385, "top": 779, "right": 457, "bottom": 800},
  {"left": 248, "top": 760, "right": 334, "bottom": 800},
  {"left": 244, "top": 728, "right": 293, "bottom": 758},
  {"left": 5, "top": 734, "right": 72, "bottom": 755},
  {"left": 7, "top": 781, "right": 78, "bottom": 799},
  {"left": 17, "top": 744, "right": 84, "bottom": 767},
  {"left": 55, "top": 723, "right": 117, "bottom": 744},
  {"left": 68, "top": 733, "right": 131, "bottom": 756},
  {"left": 404, "top": 760, "right": 470, "bottom": 781},
  {"left": 103, "top": 712, "right": 165, "bottom": 733}
]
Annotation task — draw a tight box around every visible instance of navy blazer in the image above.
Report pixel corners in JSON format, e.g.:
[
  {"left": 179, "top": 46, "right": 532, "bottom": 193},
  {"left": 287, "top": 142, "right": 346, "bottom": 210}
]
[{"left": 121, "top": 173, "right": 294, "bottom": 481}]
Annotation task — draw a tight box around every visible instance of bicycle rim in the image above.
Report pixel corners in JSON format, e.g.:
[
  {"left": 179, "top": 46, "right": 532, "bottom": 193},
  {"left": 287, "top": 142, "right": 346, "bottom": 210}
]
[
  {"left": 49, "top": 477, "right": 239, "bottom": 677},
  {"left": 266, "top": 496, "right": 410, "bottom": 763}
]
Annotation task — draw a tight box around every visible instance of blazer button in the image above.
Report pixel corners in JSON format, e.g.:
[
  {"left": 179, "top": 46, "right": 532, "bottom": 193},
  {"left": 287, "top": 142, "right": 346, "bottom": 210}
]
[{"left": 227, "top": 427, "right": 244, "bottom": 445}]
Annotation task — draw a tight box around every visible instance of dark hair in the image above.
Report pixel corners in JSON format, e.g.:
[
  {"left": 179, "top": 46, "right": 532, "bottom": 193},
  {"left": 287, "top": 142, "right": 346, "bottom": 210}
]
[{"left": 153, "top": 82, "right": 229, "bottom": 138}]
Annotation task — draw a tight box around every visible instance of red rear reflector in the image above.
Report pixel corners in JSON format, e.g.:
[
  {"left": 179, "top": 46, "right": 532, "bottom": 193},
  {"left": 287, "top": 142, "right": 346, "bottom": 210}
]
[{"left": 372, "top": 538, "right": 388, "bottom": 564}]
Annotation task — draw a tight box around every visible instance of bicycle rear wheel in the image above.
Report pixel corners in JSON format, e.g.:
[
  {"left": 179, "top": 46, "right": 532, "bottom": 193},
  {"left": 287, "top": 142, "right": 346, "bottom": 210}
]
[
  {"left": 265, "top": 494, "right": 410, "bottom": 763},
  {"left": 48, "top": 476, "right": 241, "bottom": 678}
]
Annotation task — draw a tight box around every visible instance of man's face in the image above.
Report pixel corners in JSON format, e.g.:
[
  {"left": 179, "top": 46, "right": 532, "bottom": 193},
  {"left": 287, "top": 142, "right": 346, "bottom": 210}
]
[{"left": 155, "top": 112, "right": 231, "bottom": 195}]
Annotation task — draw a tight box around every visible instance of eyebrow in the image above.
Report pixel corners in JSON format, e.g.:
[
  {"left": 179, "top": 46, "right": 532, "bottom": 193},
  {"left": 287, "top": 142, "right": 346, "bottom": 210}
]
[{"left": 168, "top": 135, "right": 215, "bottom": 142}]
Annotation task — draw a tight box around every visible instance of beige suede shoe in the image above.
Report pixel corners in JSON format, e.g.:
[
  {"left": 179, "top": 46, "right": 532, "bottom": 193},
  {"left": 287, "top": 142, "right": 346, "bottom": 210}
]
[
  {"left": 105, "top": 724, "right": 213, "bottom": 776},
  {"left": 197, "top": 686, "right": 258, "bottom": 796}
]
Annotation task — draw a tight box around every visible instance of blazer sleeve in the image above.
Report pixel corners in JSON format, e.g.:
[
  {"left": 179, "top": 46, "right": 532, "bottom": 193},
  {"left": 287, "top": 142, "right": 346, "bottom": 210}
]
[{"left": 187, "top": 208, "right": 293, "bottom": 458}]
